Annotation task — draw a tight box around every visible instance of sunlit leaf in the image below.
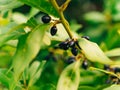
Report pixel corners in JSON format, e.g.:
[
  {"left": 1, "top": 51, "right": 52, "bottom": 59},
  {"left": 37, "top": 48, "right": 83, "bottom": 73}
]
[
  {"left": 79, "top": 38, "right": 113, "bottom": 65},
  {"left": 57, "top": 60, "right": 80, "bottom": 90}
]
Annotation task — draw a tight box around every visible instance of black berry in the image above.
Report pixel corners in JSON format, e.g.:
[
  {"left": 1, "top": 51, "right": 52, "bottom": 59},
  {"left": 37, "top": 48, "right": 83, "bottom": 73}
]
[
  {"left": 82, "top": 60, "right": 88, "bottom": 69},
  {"left": 69, "top": 40, "right": 75, "bottom": 47},
  {"left": 110, "top": 75, "right": 117, "bottom": 79},
  {"left": 82, "top": 36, "right": 90, "bottom": 40},
  {"left": 104, "top": 65, "right": 110, "bottom": 71},
  {"left": 41, "top": 15, "right": 51, "bottom": 23},
  {"left": 71, "top": 47, "right": 78, "bottom": 56},
  {"left": 114, "top": 67, "right": 120, "bottom": 73},
  {"left": 67, "top": 56, "right": 76, "bottom": 64},
  {"left": 50, "top": 26, "right": 57, "bottom": 36},
  {"left": 59, "top": 41, "right": 69, "bottom": 50}
]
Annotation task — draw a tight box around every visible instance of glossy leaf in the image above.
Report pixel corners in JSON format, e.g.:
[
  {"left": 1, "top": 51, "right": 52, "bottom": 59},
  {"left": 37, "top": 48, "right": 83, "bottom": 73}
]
[
  {"left": 0, "top": 0, "right": 23, "bottom": 11},
  {"left": 79, "top": 38, "right": 113, "bottom": 65},
  {"left": 12, "top": 23, "right": 51, "bottom": 82},
  {"left": 57, "top": 60, "right": 80, "bottom": 90},
  {"left": 18, "top": 0, "right": 59, "bottom": 17}
]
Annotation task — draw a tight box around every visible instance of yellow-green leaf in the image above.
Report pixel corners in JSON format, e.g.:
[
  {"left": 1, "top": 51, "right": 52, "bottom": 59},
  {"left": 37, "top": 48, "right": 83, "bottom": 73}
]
[
  {"left": 79, "top": 38, "right": 113, "bottom": 65},
  {"left": 12, "top": 23, "right": 51, "bottom": 81},
  {"left": 28, "top": 61, "right": 46, "bottom": 87},
  {"left": 105, "top": 48, "right": 120, "bottom": 57},
  {"left": 103, "top": 85, "right": 120, "bottom": 90},
  {"left": 57, "top": 60, "right": 80, "bottom": 90}
]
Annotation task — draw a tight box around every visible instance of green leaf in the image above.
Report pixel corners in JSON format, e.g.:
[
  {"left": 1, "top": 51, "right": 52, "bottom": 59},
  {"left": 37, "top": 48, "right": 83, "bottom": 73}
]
[
  {"left": 0, "top": 23, "right": 26, "bottom": 47},
  {"left": 27, "top": 17, "right": 38, "bottom": 28},
  {"left": 78, "top": 86, "right": 96, "bottom": 90},
  {"left": 105, "top": 26, "right": 120, "bottom": 49},
  {"left": 105, "top": 48, "right": 120, "bottom": 57},
  {"left": 28, "top": 7, "right": 39, "bottom": 18},
  {"left": 0, "top": 0, "right": 23, "bottom": 11},
  {"left": 0, "top": 69, "right": 14, "bottom": 88},
  {"left": 104, "top": 0, "right": 120, "bottom": 21},
  {"left": 28, "top": 61, "right": 41, "bottom": 79},
  {"left": 12, "top": 23, "right": 51, "bottom": 83},
  {"left": 103, "top": 85, "right": 120, "bottom": 90},
  {"left": 0, "top": 22, "right": 16, "bottom": 34},
  {"left": 79, "top": 38, "right": 113, "bottom": 65},
  {"left": 0, "top": 69, "right": 10, "bottom": 88},
  {"left": 28, "top": 61, "right": 46, "bottom": 87},
  {"left": 112, "top": 13, "right": 120, "bottom": 21},
  {"left": 18, "top": 0, "right": 59, "bottom": 17},
  {"left": 70, "top": 20, "right": 82, "bottom": 32},
  {"left": 57, "top": 60, "right": 80, "bottom": 90},
  {"left": 84, "top": 11, "right": 106, "bottom": 24}
]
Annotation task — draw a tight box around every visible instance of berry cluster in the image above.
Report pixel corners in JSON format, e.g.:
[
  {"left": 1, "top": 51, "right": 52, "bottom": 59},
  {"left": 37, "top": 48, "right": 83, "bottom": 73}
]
[
  {"left": 104, "top": 65, "right": 120, "bottom": 74},
  {"left": 104, "top": 65, "right": 120, "bottom": 84},
  {"left": 41, "top": 14, "right": 58, "bottom": 36},
  {"left": 41, "top": 14, "right": 91, "bottom": 66},
  {"left": 59, "top": 39, "right": 78, "bottom": 56}
]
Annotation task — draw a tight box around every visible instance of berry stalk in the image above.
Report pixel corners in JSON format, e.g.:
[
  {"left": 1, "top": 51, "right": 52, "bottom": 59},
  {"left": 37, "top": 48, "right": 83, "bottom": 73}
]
[{"left": 49, "top": 0, "right": 73, "bottom": 39}]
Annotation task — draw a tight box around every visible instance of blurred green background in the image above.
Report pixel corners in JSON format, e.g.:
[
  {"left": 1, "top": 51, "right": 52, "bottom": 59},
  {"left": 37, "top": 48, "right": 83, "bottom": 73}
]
[{"left": 0, "top": 0, "right": 120, "bottom": 90}]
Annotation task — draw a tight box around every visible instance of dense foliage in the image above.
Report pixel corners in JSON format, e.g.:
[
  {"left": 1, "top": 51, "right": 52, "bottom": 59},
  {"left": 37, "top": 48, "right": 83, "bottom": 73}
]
[{"left": 0, "top": 0, "right": 120, "bottom": 90}]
